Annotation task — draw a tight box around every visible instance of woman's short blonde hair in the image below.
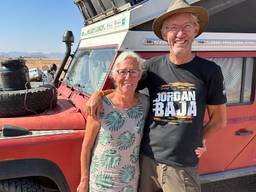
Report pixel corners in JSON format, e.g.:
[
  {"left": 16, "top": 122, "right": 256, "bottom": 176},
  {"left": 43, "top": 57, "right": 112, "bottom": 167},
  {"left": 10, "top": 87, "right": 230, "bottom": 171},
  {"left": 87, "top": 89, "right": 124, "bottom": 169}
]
[{"left": 112, "top": 50, "right": 145, "bottom": 76}]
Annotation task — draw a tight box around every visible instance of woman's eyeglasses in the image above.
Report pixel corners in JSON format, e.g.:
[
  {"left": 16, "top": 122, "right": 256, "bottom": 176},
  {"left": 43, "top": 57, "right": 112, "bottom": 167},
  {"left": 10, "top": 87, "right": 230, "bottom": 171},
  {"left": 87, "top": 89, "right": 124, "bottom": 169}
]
[{"left": 116, "top": 69, "right": 140, "bottom": 78}]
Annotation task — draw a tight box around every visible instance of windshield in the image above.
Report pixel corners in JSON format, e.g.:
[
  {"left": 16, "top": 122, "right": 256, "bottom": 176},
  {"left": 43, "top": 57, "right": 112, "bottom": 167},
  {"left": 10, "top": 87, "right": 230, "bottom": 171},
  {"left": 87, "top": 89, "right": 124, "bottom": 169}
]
[{"left": 64, "top": 47, "right": 116, "bottom": 94}]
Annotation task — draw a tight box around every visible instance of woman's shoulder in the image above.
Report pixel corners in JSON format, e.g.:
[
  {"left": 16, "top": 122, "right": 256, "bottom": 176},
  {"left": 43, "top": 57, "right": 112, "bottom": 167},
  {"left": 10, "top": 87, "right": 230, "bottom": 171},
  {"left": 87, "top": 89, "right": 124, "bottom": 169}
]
[{"left": 99, "top": 96, "right": 114, "bottom": 118}]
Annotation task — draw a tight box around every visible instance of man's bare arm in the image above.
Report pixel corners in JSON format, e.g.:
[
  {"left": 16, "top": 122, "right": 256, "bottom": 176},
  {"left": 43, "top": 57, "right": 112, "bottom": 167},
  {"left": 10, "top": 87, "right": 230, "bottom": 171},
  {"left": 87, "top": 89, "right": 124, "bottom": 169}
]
[{"left": 203, "top": 104, "right": 227, "bottom": 140}]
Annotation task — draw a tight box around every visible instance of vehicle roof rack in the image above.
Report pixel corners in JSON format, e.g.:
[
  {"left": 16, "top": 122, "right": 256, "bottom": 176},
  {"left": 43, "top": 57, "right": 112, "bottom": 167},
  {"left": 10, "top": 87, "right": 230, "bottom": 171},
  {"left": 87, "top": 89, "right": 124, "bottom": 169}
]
[{"left": 74, "top": 0, "right": 146, "bottom": 25}]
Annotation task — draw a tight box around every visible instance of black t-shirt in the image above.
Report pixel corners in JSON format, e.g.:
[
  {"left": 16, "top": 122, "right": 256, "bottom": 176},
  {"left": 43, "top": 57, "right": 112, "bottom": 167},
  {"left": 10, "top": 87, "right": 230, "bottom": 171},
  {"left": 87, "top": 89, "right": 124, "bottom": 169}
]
[{"left": 138, "top": 55, "right": 227, "bottom": 167}]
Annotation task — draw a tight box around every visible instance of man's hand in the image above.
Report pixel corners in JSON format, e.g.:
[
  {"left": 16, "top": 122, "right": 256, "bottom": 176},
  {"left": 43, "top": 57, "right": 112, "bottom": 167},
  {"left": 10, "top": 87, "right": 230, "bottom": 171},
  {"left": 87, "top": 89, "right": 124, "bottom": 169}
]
[
  {"left": 85, "top": 91, "right": 103, "bottom": 119},
  {"left": 85, "top": 89, "right": 114, "bottom": 118},
  {"left": 195, "top": 139, "right": 206, "bottom": 158}
]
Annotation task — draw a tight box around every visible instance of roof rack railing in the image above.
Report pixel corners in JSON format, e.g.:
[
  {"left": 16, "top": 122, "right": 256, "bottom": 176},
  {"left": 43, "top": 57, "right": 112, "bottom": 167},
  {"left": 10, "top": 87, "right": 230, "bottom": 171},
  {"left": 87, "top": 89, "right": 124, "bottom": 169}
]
[{"left": 74, "top": 0, "right": 146, "bottom": 25}]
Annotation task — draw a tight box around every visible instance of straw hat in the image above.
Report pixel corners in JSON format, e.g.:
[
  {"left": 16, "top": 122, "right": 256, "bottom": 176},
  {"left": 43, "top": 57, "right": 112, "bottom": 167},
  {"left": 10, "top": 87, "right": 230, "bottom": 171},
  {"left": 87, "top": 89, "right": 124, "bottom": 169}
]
[{"left": 153, "top": 0, "right": 208, "bottom": 40}]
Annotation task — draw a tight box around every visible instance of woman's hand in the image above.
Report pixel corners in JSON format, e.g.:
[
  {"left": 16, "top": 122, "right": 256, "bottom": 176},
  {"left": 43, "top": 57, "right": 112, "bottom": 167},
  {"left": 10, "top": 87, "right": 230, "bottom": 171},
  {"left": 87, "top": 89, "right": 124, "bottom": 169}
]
[
  {"left": 195, "top": 139, "right": 206, "bottom": 158},
  {"left": 77, "top": 181, "right": 88, "bottom": 192}
]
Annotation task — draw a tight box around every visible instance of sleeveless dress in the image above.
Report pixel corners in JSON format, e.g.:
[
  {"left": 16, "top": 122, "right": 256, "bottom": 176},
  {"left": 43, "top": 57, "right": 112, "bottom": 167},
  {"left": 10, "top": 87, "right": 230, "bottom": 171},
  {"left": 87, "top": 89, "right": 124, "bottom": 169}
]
[{"left": 89, "top": 93, "right": 149, "bottom": 192}]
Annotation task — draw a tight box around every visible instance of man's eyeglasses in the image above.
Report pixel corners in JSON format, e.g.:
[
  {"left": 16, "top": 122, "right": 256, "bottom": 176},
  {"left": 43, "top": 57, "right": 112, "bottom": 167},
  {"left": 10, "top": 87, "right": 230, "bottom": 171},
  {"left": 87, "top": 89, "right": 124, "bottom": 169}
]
[
  {"left": 163, "top": 23, "right": 195, "bottom": 33},
  {"left": 116, "top": 69, "right": 140, "bottom": 78}
]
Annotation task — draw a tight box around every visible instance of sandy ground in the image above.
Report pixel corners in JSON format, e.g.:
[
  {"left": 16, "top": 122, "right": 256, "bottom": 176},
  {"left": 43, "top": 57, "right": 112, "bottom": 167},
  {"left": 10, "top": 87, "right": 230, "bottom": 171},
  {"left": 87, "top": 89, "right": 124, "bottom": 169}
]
[
  {"left": 24, "top": 58, "right": 62, "bottom": 70},
  {"left": 0, "top": 57, "right": 62, "bottom": 70}
]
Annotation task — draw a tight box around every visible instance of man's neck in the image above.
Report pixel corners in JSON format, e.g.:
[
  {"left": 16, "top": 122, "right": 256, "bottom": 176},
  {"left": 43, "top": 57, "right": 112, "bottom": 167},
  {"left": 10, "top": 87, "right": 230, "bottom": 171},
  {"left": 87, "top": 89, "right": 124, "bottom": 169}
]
[{"left": 169, "top": 52, "right": 194, "bottom": 65}]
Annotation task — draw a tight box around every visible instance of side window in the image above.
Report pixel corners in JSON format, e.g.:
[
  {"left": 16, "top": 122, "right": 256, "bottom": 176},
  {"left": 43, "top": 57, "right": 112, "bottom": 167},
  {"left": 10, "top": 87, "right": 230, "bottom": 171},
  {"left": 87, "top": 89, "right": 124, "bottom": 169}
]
[
  {"left": 208, "top": 57, "right": 255, "bottom": 104},
  {"left": 244, "top": 58, "right": 254, "bottom": 102}
]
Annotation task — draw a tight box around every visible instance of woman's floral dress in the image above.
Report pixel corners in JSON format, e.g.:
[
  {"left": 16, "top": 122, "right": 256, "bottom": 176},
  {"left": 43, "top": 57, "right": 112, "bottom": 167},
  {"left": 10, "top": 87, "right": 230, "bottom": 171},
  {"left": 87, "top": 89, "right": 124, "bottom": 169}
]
[{"left": 89, "top": 94, "right": 149, "bottom": 192}]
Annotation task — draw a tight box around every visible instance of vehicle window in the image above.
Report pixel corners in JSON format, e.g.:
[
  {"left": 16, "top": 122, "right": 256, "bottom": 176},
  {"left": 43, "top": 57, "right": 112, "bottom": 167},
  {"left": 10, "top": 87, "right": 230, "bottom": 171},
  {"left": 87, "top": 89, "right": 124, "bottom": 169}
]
[
  {"left": 208, "top": 57, "right": 254, "bottom": 104},
  {"left": 64, "top": 48, "right": 116, "bottom": 94},
  {"left": 244, "top": 58, "right": 254, "bottom": 102}
]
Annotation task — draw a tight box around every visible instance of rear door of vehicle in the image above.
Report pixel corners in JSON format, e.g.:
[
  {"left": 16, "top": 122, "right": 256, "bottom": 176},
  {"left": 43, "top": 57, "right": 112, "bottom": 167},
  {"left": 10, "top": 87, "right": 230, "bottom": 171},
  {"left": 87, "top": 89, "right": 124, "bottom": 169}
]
[{"left": 197, "top": 51, "right": 256, "bottom": 174}]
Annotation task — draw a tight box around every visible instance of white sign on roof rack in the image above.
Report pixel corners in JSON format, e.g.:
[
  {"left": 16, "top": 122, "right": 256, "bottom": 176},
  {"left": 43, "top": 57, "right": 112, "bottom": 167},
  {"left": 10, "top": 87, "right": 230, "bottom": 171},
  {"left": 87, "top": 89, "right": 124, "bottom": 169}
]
[{"left": 81, "top": 11, "right": 130, "bottom": 39}]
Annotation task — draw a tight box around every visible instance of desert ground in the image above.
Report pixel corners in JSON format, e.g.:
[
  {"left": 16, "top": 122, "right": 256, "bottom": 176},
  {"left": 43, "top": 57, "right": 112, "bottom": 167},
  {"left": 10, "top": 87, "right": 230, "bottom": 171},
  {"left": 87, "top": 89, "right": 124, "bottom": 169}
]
[
  {"left": 0, "top": 57, "right": 62, "bottom": 70},
  {"left": 24, "top": 58, "right": 62, "bottom": 70}
]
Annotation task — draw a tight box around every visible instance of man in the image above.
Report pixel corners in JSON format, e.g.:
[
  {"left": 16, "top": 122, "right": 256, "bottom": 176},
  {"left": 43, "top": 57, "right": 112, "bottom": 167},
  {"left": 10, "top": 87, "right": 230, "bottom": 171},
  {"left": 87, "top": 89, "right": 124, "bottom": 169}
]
[{"left": 86, "top": 0, "right": 227, "bottom": 191}]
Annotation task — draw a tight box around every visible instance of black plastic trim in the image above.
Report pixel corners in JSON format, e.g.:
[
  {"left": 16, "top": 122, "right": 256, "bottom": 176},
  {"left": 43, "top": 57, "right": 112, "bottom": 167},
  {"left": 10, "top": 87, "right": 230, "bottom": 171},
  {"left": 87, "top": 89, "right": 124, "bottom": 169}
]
[{"left": 200, "top": 165, "right": 256, "bottom": 184}]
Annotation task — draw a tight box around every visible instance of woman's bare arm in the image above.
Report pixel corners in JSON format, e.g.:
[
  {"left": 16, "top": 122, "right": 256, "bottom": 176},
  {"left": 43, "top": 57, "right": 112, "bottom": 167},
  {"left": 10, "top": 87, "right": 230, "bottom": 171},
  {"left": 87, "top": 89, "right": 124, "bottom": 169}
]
[{"left": 77, "top": 116, "right": 101, "bottom": 192}]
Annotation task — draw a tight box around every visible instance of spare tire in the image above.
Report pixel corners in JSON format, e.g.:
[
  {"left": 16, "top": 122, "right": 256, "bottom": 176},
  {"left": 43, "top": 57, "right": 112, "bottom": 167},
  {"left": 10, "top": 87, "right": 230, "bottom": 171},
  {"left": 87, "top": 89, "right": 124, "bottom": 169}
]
[{"left": 0, "top": 84, "right": 57, "bottom": 117}]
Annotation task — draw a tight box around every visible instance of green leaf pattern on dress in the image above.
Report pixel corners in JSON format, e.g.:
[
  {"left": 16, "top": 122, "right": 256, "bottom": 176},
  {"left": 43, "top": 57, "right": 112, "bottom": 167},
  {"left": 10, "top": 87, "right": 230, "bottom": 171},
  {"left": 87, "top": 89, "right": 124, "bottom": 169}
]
[
  {"left": 103, "top": 96, "right": 112, "bottom": 106},
  {"left": 99, "top": 130, "right": 112, "bottom": 145},
  {"left": 130, "top": 146, "right": 140, "bottom": 164},
  {"left": 127, "top": 104, "right": 144, "bottom": 119},
  {"left": 90, "top": 155, "right": 99, "bottom": 173},
  {"left": 120, "top": 185, "right": 134, "bottom": 192},
  {"left": 119, "top": 165, "right": 135, "bottom": 184},
  {"left": 136, "top": 117, "right": 144, "bottom": 134},
  {"left": 99, "top": 108, "right": 105, "bottom": 118},
  {"left": 95, "top": 173, "right": 114, "bottom": 189},
  {"left": 117, "top": 131, "right": 135, "bottom": 150},
  {"left": 100, "top": 149, "right": 121, "bottom": 168},
  {"left": 105, "top": 111, "right": 125, "bottom": 131}
]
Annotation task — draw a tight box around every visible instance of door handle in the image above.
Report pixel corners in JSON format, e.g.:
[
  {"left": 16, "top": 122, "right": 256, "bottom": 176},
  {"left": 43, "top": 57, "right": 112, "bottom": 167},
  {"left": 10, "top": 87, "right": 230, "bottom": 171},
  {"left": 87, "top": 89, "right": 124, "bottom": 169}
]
[{"left": 235, "top": 128, "right": 253, "bottom": 136}]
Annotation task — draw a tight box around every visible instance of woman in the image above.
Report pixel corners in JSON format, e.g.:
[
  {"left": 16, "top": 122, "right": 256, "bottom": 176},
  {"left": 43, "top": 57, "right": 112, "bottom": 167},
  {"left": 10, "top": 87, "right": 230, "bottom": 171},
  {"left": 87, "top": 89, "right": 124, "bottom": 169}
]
[{"left": 77, "top": 51, "right": 149, "bottom": 192}]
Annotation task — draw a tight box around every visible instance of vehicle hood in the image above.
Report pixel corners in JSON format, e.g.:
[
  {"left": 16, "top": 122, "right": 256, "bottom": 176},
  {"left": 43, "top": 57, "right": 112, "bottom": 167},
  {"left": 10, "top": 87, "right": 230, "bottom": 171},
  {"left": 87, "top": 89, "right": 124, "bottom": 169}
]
[{"left": 0, "top": 96, "right": 86, "bottom": 130}]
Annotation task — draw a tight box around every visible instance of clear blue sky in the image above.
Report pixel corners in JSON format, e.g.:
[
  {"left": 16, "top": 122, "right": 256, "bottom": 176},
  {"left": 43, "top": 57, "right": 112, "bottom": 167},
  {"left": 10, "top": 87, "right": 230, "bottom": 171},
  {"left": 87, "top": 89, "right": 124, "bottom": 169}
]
[{"left": 0, "top": 0, "right": 83, "bottom": 53}]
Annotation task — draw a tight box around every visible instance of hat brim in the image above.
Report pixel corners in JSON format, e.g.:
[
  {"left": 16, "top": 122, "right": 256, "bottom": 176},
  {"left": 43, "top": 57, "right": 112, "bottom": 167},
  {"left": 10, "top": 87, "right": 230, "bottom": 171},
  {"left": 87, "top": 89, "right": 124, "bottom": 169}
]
[{"left": 153, "top": 6, "right": 208, "bottom": 40}]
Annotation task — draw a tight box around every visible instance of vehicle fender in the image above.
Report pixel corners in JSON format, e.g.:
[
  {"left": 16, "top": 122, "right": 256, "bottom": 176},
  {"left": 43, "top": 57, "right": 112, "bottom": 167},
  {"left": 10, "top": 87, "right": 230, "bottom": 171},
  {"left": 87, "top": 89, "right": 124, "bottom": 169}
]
[{"left": 0, "top": 158, "right": 70, "bottom": 192}]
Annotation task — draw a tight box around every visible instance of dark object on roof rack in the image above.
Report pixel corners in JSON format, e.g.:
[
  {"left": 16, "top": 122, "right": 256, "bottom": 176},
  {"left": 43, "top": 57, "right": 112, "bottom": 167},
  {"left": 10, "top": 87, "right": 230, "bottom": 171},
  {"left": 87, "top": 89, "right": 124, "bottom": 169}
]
[{"left": 74, "top": 0, "right": 97, "bottom": 20}]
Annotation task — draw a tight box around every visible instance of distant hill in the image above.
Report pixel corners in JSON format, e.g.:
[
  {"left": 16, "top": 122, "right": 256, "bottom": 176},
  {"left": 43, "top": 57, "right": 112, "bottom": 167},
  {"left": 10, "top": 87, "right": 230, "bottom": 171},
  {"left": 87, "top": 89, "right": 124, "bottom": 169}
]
[{"left": 0, "top": 51, "right": 64, "bottom": 58}]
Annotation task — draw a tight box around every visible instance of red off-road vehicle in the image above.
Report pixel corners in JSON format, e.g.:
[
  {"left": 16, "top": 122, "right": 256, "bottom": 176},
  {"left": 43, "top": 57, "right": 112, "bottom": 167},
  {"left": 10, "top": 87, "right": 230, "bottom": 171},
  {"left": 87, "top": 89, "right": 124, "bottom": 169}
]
[{"left": 0, "top": 0, "right": 255, "bottom": 191}]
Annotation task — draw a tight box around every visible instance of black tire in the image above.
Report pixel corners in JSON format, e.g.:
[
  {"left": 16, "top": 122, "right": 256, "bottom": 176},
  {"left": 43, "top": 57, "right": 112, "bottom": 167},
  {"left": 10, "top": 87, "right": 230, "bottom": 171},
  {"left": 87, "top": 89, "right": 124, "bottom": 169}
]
[
  {"left": 0, "top": 84, "right": 57, "bottom": 117},
  {"left": 0, "top": 178, "right": 45, "bottom": 192}
]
